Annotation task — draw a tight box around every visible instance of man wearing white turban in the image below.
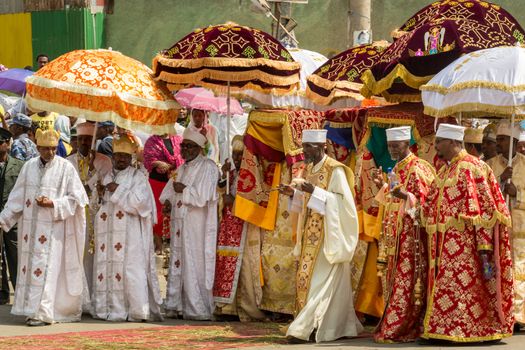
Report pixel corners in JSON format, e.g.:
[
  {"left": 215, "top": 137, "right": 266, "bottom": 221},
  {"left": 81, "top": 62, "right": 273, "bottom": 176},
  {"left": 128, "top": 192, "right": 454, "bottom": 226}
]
[{"left": 160, "top": 127, "right": 220, "bottom": 320}]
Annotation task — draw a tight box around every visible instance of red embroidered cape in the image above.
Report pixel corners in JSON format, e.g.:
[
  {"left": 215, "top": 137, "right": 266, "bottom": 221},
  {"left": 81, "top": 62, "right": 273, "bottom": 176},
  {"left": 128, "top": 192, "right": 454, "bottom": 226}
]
[
  {"left": 421, "top": 151, "right": 513, "bottom": 342},
  {"left": 375, "top": 153, "right": 434, "bottom": 343}
]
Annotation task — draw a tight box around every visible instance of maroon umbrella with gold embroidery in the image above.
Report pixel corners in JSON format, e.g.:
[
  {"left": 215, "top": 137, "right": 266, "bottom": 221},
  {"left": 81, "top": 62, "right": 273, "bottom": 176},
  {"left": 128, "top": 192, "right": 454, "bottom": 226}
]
[
  {"left": 305, "top": 42, "right": 389, "bottom": 106},
  {"left": 152, "top": 22, "right": 301, "bottom": 95},
  {"left": 360, "top": 16, "right": 524, "bottom": 103},
  {"left": 153, "top": 22, "right": 301, "bottom": 193},
  {"left": 393, "top": 0, "right": 524, "bottom": 37}
]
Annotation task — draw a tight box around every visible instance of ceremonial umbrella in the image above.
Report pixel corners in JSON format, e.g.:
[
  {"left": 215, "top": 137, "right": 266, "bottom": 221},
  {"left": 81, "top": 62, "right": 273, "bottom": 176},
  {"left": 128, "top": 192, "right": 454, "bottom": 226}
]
[
  {"left": 153, "top": 22, "right": 301, "bottom": 191},
  {"left": 361, "top": 2, "right": 524, "bottom": 102},
  {"left": 393, "top": 0, "right": 522, "bottom": 36},
  {"left": 421, "top": 46, "right": 525, "bottom": 176},
  {"left": 174, "top": 87, "right": 244, "bottom": 116},
  {"left": 305, "top": 42, "right": 389, "bottom": 106},
  {"left": 0, "top": 68, "right": 33, "bottom": 96},
  {"left": 25, "top": 49, "right": 181, "bottom": 135},
  {"left": 241, "top": 48, "right": 335, "bottom": 109}
]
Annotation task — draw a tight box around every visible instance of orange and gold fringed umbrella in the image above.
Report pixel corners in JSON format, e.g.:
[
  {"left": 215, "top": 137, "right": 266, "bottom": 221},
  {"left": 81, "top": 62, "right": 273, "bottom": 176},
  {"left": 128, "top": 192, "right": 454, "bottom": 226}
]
[{"left": 26, "top": 49, "right": 181, "bottom": 135}]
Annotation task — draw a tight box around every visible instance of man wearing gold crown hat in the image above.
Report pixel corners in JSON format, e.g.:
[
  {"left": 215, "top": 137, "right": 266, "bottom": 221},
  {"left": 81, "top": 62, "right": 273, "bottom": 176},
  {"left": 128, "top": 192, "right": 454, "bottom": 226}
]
[
  {"left": 371, "top": 126, "right": 435, "bottom": 343},
  {"left": 160, "top": 127, "right": 219, "bottom": 320},
  {"left": 486, "top": 120, "right": 525, "bottom": 330},
  {"left": 421, "top": 124, "right": 514, "bottom": 342},
  {"left": 464, "top": 127, "right": 484, "bottom": 159},
  {"left": 279, "top": 129, "right": 362, "bottom": 343},
  {"left": 91, "top": 134, "right": 162, "bottom": 322},
  {"left": 0, "top": 129, "right": 88, "bottom": 326},
  {"left": 66, "top": 122, "right": 112, "bottom": 301}
]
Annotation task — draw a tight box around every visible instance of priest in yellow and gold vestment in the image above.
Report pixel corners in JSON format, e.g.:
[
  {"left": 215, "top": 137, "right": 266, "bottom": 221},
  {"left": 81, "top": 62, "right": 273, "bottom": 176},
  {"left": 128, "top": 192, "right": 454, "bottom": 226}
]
[{"left": 279, "top": 129, "right": 363, "bottom": 343}]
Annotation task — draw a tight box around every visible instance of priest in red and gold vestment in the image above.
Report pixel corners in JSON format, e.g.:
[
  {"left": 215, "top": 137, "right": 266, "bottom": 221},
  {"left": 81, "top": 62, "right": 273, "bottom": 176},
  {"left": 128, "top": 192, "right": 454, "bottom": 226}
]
[
  {"left": 372, "top": 126, "right": 435, "bottom": 343},
  {"left": 422, "top": 123, "right": 514, "bottom": 342}
]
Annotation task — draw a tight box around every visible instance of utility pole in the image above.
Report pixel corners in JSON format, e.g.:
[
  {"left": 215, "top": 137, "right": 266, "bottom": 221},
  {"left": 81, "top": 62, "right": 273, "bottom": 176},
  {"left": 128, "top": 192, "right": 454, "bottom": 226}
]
[{"left": 348, "top": 0, "right": 372, "bottom": 48}]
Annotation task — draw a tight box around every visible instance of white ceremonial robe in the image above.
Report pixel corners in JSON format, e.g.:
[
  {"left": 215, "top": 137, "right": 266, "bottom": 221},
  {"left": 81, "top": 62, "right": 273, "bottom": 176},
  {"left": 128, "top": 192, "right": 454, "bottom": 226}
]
[
  {"left": 287, "top": 158, "right": 363, "bottom": 342},
  {"left": 92, "top": 166, "right": 163, "bottom": 321},
  {"left": 0, "top": 156, "right": 88, "bottom": 323},
  {"left": 160, "top": 154, "right": 219, "bottom": 320},
  {"left": 67, "top": 152, "right": 113, "bottom": 302}
]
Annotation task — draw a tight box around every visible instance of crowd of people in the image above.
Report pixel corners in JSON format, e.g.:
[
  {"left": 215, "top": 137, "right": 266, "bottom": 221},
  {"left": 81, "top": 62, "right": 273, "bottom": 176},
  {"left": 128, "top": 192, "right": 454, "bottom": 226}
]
[{"left": 1, "top": 76, "right": 525, "bottom": 344}]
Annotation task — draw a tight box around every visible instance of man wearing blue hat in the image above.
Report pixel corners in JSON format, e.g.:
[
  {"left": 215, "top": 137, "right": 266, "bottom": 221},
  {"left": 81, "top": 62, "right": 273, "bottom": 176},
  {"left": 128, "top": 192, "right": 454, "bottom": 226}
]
[
  {"left": 9, "top": 113, "right": 38, "bottom": 161},
  {"left": 96, "top": 121, "right": 114, "bottom": 157},
  {"left": 0, "top": 127, "right": 24, "bottom": 305}
]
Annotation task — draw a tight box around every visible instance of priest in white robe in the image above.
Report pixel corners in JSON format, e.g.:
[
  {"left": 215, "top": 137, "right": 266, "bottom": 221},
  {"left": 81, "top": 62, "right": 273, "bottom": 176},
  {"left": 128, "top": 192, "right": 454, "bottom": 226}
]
[
  {"left": 91, "top": 134, "right": 162, "bottom": 322},
  {"left": 279, "top": 129, "right": 363, "bottom": 343},
  {"left": 66, "top": 122, "right": 112, "bottom": 299},
  {"left": 0, "top": 129, "right": 88, "bottom": 326},
  {"left": 160, "top": 128, "right": 219, "bottom": 320}
]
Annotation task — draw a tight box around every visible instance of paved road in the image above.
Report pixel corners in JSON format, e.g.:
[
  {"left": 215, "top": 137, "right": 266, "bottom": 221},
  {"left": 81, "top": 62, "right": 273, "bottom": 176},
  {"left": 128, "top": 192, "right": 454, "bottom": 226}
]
[{"left": 1, "top": 304, "right": 524, "bottom": 349}]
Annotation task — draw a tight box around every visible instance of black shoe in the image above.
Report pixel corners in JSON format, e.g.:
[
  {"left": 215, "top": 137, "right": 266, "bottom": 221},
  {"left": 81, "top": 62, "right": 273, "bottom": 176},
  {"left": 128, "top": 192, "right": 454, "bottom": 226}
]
[
  {"left": 0, "top": 299, "right": 8, "bottom": 305},
  {"left": 286, "top": 336, "right": 309, "bottom": 344},
  {"left": 514, "top": 323, "right": 522, "bottom": 333}
]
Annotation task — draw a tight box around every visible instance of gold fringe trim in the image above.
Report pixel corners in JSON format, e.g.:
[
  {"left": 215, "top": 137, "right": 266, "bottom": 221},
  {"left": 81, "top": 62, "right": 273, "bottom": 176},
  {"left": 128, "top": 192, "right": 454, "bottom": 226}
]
[
  {"left": 153, "top": 55, "right": 301, "bottom": 72},
  {"left": 249, "top": 111, "right": 286, "bottom": 125},
  {"left": 424, "top": 103, "right": 525, "bottom": 119},
  {"left": 424, "top": 210, "right": 511, "bottom": 235},
  {"left": 360, "top": 64, "right": 434, "bottom": 96},
  {"left": 421, "top": 81, "right": 525, "bottom": 95},
  {"left": 421, "top": 332, "right": 512, "bottom": 343},
  {"left": 306, "top": 74, "right": 363, "bottom": 93},
  {"left": 166, "top": 81, "right": 298, "bottom": 96},
  {"left": 305, "top": 86, "right": 364, "bottom": 106},
  {"left": 360, "top": 83, "right": 422, "bottom": 103},
  {"left": 25, "top": 95, "right": 176, "bottom": 135},
  {"left": 156, "top": 68, "right": 300, "bottom": 87}
]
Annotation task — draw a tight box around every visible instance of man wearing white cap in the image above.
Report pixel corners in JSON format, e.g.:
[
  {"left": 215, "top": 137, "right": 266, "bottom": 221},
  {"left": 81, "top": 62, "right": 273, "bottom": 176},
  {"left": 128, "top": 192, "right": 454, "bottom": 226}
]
[
  {"left": 486, "top": 120, "right": 525, "bottom": 329},
  {"left": 66, "top": 122, "right": 113, "bottom": 299},
  {"left": 0, "top": 129, "right": 88, "bottom": 326},
  {"left": 371, "top": 126, "right": 435, "bottom": 343},
  {"left": 91, "top": 134, "right": 162, "bottom": 322},
  {"left": 279, "top": 129, "right": 362, "bottom": 342},
  {"left": 421, "top": 124, "right": 514, "bottom": 342},
  {"left": 160, "top": 128, "right": 219, "bottom": 320}
]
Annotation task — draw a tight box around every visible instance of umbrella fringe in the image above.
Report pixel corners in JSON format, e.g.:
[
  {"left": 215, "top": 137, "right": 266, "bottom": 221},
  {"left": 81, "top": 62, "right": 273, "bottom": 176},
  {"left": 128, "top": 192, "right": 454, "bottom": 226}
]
[
  {"left": 306, "top": 74, "right": 364, "bottom": 93},
  {"left": 167, "top": 81, "right": 299, "bottom": 97},
  {"left": 305, "top": 87, "right": 364, "bottom": 106},
  {"left": 423, "top": 103, "right": 525, "bottom": 119},
  {"left": 421, "top": 81, "right": 525, "bottom": 94},
  {"left": 153, "top": 55, "right": 301, "bottom": 72},
  {"left": 156, "top": 69, "right": 300, "bottom": 88},
  {"left": 360, "top": 64, "right": 434, "bottom": 97},
  {"left": 26, "top": 95, "right": 178, "bottom": 135}
]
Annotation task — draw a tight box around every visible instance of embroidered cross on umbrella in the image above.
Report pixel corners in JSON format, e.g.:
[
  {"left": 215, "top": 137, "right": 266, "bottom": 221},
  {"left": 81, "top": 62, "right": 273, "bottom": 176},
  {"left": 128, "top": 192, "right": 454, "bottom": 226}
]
[{"left": 152, "top": 22, "right": 301, "bottom": 193}]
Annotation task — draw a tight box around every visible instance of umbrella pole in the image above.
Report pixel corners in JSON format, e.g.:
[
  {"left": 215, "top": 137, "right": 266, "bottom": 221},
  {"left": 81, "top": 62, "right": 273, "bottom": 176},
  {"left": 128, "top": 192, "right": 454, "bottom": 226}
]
[
  {"left": 506, "top": 113, "right": 515, "bottom": 206},
  {"left": 91, "top": 122, "right": 98, "bottom": 150},
  {"left": 226, "top": 81, "right": 231, "bottom": 195}
]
